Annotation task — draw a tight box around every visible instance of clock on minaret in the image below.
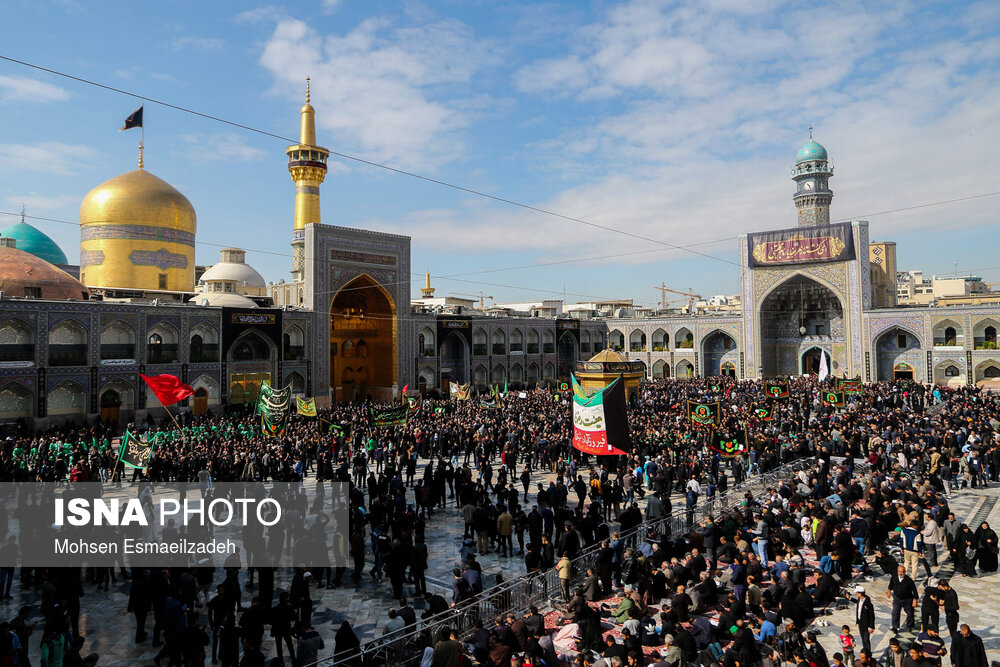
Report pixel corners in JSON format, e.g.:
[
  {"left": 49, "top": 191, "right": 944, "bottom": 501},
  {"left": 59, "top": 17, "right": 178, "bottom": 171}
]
[{"left": 791, "top": 137, "right": 833, "bottom": 228}]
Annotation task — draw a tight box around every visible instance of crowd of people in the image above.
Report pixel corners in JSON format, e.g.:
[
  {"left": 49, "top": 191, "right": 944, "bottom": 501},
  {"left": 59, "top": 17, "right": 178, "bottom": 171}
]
[{"left": 0, "top": 376, "right": 996, "bottom": 667}]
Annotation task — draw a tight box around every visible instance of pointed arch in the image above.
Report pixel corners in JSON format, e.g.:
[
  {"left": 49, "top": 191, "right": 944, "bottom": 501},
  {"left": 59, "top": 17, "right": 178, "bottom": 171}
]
[
  {"left": 48, "top": 319, "right": 88, "bottom": 366},
  {"left": 190, "top": 322, "right": 219, "bottom": 362},
  {"left": 48, "top": 379, "right": 87, "bottom": 416},
  {"left": 0, "top": 381, "right": 32, "bottom": 419},
  {"left": 526, "top": 329, "right": 540, "bottom": 354},
  {"left": 229, "top": 330, "right": 275, "bottom": 362},
  {"left": 873, "top": 326, "right": 923, "bottom": 381},
  {"left": 0, "top": 318, "right": 35, "bottom": 364},
  {"left": 100, "top": 320, "right": 136, "bottom": 362},
  {"left": 330, "top": 273, "right": 396, "bottom": 402},
  {"left": 629, "top": 328, "right": 646, "bottom": 352},
  {"left": 932, "top": 318, "right": 964, "bottom": 347},
  {"left": 675, "top": 327, "right": 694, "bottom": 349},
  {"left": 651, "top": 328, "right": 668, "bottom": 351}
]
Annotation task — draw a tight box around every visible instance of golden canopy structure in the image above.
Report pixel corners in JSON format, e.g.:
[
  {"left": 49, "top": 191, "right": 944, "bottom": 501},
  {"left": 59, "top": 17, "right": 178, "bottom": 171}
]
[
  {"left": 574, "top": 349, "right": 645, "bottom": 401},
  {"left": 79, "top": 166, "right": 197, "bottom": 294}
]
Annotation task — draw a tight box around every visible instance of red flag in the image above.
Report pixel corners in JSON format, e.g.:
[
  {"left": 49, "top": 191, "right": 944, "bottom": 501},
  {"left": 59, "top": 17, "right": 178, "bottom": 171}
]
[
  {"left": 401, "top": 383, "right": 409, "bottom": 403},
  {"left": 140, "top": 374, "right": 194, "bottom": 406}
]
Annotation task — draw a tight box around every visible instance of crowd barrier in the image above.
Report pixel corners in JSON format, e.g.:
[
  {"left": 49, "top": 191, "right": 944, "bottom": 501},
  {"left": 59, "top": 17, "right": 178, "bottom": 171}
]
[{"left": 319, "top": 454, "right": 863, "bottom": 666}]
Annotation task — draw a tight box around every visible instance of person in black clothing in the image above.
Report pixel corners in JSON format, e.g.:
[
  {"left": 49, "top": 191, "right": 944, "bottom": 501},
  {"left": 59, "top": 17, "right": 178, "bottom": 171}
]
[
  {"left": 854, "top": 586, "right": 875, "bottom": 655},
  {"left": 935, "top": 579, "right": 960, "bottom": 639},
  {"left": 887, "top": 565, "right": 918, "bottom": 633},
  {"left": 422, "top": 591, "right": 448, "bottom": 618},
  {"left": 270, "top": 592, "right": 298, "bottom": 667},
  {"left": 127, "top": 569, "right": 153, "bottom": 643},
  {"left": 952, "top": 624, "right": 988, "bottom": 667}
]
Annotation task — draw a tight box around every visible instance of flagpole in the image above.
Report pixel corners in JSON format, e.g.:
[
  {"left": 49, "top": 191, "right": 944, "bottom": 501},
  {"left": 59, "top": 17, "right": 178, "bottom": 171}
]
[{"left": 139, "top": 125, "right": 144, "bottom": 169}]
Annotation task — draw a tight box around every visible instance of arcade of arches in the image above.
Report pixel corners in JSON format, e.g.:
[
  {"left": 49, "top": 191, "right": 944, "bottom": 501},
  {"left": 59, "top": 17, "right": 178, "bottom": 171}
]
[
  {"left": 759, "top": 276, "right": 845, "bottom": 376},
  {"left": 330, "top": 275, "right": 396, "bottom": 402}
]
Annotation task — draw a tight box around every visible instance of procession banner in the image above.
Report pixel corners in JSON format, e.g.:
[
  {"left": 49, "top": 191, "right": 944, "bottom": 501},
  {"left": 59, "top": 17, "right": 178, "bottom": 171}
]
[
  {"left": 371, "top": 405, "right": 408, "bottom": 427},
  {"left": 752, "top": 402, "right": 775, "bottom": 421},
  {"left": 822, "top": 391, "right": 846, "bottom": 407},
  {"left": 706, "top": 379, "right": 724, "bottom": 393},
  {"left": 572, "top": 377, "right": 629, "bottom": 456},
  {"left": 764, "top": 380, "right": 790, "bottom": 399},
  {"left": 835, "top": 376, "right": 864, "bottom": 394},
  {"left": 747, "top": 222, "right": 855, "bottom": 267},
  {"left": 687, "top": 400, "right": 721, "bottom": 426},
  {"left": 295, "top": 397, "right": 317, "bottom": 417},
  {"left": 406, "top": 396, "right": 423, "bottom": 414},
  {"left": 256, "top": 381, "right": 291, "bottom": 437},
  {"left": 117, "top": 430, "right": 153, "bottom": 469},
  {"left": 711, "top": 430, "right": 747, "bottom": 457}
]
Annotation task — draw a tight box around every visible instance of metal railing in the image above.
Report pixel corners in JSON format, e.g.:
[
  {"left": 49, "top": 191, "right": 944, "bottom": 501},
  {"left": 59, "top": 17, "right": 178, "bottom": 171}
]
[{"left": 317, "top": 454, "right": 867, "bottom": 667}]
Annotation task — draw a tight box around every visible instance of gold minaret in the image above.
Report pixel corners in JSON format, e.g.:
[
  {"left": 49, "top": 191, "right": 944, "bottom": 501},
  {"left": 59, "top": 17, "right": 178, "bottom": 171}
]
[
  {"left": 286, "top": 77, "right": 329, "bottom": 279},
  {"left": 421, "top": 271, "right": 435, "bottom": 298}
]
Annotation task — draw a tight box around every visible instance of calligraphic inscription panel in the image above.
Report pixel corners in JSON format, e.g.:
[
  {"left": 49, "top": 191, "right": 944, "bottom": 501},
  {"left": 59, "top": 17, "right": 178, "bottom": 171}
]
[{"left": 747, "top": 222, "right": 855, "bottom": 267}]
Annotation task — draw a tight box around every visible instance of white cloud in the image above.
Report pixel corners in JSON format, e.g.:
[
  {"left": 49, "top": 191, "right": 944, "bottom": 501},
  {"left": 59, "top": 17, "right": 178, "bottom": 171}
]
[
  {"left": 235, "top": 6, "right": 285, "bottom": 24},
  {"left": 256, "top": 15, "right": 500, "bottom": 170},
  {"left": 171, "top": 134, "right": 268, "bottom": 163},
  {"left": 0, "top": 142, "right": 97, "bottom": 176},
  {"left": 320, "top": 0, "right": 341, "bottom": 13},
  {"left": 171, "top": 36, "right": 227, "bottom": 51},
  {"left": 386, "top": 0, "right": 1000, "bottom": 266},
  {"left": 4, "top": 194, "right": 80, "bottom": 212},
  {"left": 0, "top": 75, "right": 70, "bottom": 103}
]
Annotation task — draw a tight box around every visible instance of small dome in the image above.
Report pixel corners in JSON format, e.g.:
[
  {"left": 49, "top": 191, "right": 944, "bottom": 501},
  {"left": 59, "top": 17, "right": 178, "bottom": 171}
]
[
  {"left": 1, "top": 222, "right": 68, "bottom": 266},
  {"left": 200, "top": 261, "right": 266, "bottom": 289},
  {"left": 0, "top": 244, "right": 89, "bottom": 300},
  {"left": 796, "top": 140, "right": 828, "bottom": 163},
  {"left": 588, "top": 349, "right": 629, "bottom": 364},
  {"left": 196, "top": 292, "right": 258, "bottom": 308}
]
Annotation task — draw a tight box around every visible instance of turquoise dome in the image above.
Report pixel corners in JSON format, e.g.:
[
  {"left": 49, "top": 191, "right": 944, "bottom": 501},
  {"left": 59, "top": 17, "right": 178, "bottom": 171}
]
[
  {"left": 796, "top": 140, "right": 828, "bottom": 163},
  {"left": 0, "top": 222, "right": 68, "bottom": 266}
]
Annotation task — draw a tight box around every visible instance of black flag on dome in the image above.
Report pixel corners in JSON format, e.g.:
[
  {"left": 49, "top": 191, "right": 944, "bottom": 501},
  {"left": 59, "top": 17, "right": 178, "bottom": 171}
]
[{"left": 120, "top": 106, "right": 143, "bottom": 131}]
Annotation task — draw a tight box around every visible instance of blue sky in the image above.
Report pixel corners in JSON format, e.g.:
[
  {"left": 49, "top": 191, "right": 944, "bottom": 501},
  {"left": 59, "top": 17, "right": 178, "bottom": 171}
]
[{"left": 1, "top": 0, "right": 999, "bottom": 306}]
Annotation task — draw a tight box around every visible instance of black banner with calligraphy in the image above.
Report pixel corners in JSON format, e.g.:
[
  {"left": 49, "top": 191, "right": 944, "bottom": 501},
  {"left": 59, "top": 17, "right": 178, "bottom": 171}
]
[{"left": 747, "top": 222, "right": 855, "bottom": 267}]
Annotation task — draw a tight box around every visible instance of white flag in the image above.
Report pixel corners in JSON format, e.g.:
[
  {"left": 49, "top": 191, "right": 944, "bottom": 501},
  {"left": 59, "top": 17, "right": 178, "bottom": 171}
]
[{"left": 818, "top": 352, "right": 829, "bottom": 382}]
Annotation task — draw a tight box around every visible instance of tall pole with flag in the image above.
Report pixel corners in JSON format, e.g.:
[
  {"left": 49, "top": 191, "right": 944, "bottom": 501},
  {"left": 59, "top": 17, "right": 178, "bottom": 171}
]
[
  {"left": 140, "top": 373, "right": 193, "bottom": 434},
  {"left": 120, "top": 105, "right": 144, "bottom": 168}
]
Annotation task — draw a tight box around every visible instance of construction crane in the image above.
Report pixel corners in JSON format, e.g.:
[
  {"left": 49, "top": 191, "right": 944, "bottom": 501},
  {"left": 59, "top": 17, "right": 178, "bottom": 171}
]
[
  {"left": 453, "top": 292, "right": 493, "bottom": 310},
  {"left": 654, "top": 283, "right": 703, "bottom": 312}
]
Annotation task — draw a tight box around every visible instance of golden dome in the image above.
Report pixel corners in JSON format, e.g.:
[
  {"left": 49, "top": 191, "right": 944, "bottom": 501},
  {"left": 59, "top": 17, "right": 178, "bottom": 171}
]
[
  {"left": 80, "top": 169, "right": 196, "bottom": 233},
  {"left": 588, "top": 349, "right": 629, "bottom": 364},
  {"left": 0, "top": 243, "right": 89, "bottom": 300},
  {"left": 79, "top": 168, "right": 197, "bottom": 293}
]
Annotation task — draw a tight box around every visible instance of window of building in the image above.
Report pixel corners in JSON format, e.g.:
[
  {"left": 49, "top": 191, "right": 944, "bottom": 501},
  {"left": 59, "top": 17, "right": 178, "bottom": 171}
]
[
  {"left": 897, "top": 334, "right": 907, "bottom": 349},
  {"left": 944, "top": 365, "right": 960, "bottom": 377},
  {"left": 158, "top": 274, "right": 167, "bottom": 290},
  {"left": 23, "top": 287, "right": 41, "bottom": 299},
  {"left": 986, "top": 366, "right": 1000, "bottom": 379},
  {"left": 225, "top": 283, "right": 233, "bottom": 293}
]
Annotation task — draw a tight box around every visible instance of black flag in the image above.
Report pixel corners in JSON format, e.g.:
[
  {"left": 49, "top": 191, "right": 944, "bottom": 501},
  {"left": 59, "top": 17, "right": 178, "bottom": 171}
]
[{"left": 120, "top": 105, "right": 143, "bottom": 131}]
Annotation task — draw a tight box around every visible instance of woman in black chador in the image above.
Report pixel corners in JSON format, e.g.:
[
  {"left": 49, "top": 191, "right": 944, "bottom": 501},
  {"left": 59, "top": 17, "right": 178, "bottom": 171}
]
[{"left": 974, "top": 522, "right": 998, "bottom": 573}]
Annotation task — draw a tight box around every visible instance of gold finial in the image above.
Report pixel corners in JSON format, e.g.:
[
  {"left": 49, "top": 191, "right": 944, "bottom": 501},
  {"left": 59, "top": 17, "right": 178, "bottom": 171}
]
[
  {"left": 19, "top": 203, "right": 25, "bottom": 224},
  {"left": 421, "top": 270, "right": 435, "bottom": 298},
  {"left": 809, "top": 124, "right": 813, "bottom": 140},
  {"left": 138, "top": 140, "right": 144, "bottom": 169},
  {"left": 306, "top": 76, "right": 311, "bottom": 104}
]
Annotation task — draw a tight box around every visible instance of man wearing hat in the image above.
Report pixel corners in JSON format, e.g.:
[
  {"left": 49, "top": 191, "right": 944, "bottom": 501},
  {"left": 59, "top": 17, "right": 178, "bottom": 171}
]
[{"left": 855, "top": 585, "right": 875, "bottom": 654}]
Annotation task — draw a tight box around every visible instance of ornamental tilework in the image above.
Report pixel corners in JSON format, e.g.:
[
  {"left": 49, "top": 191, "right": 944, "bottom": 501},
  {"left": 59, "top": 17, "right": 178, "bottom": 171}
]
[
  {"left": 130, "top": 248, "right": 189, "bottom": 270},
  {"left": 866, "top": 314, "right": 926, "bottom": 343},
  {"left": 81, "top": 225, "right": 195, "bottom": 246},
  {"left": 752, "top": 263, "right": 849, "bottom": 300}
]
